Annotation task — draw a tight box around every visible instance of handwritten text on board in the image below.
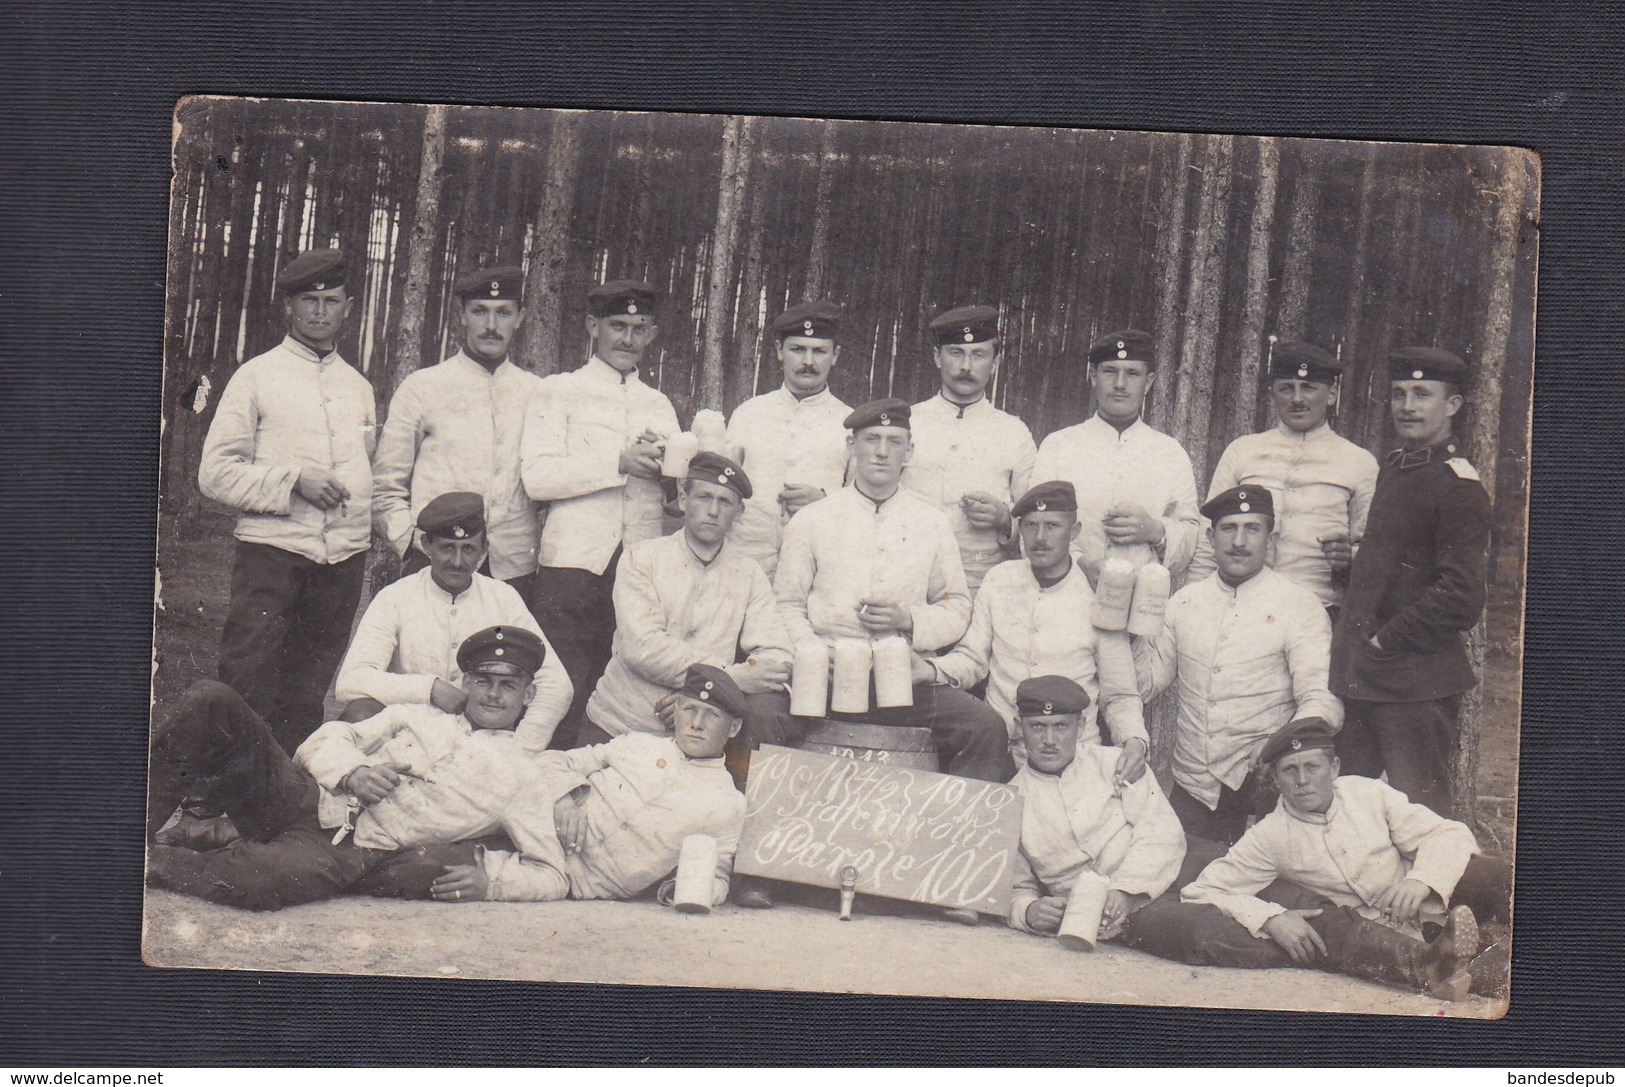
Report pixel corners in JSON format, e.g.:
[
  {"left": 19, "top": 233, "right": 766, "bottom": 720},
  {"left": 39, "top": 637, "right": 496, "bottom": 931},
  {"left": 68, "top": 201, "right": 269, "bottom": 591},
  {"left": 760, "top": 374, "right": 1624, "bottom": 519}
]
[{"left": 736, "top": 745, "right": 1024, "bottom": 914}]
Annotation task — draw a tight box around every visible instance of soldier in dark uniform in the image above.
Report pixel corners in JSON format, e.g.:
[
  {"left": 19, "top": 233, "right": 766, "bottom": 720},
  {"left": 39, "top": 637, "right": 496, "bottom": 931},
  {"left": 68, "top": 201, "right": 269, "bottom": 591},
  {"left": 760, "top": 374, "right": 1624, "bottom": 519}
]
[{"left": 1330, "top": 347, "right": 1490, "bottom": 816}]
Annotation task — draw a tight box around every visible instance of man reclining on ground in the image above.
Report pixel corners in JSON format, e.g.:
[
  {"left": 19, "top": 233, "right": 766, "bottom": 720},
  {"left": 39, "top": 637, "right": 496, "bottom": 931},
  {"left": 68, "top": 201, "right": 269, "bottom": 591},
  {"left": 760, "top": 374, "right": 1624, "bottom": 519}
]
[
  {"left": 1122, "top": 717, "right": 1512, "bottom": 999},
  {"left": 146, "top": 626, "right": 547, "bottom": 911},
  {"left": 427, "top": 664, "right": 748, "bottom": 905}
]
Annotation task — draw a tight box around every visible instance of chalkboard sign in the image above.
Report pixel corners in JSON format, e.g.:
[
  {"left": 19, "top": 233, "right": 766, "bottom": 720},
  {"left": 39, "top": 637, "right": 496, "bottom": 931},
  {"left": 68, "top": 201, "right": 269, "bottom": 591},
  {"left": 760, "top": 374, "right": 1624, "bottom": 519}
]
[{"left": 736, "top": 745, "right": 1025, "bottom": 915}]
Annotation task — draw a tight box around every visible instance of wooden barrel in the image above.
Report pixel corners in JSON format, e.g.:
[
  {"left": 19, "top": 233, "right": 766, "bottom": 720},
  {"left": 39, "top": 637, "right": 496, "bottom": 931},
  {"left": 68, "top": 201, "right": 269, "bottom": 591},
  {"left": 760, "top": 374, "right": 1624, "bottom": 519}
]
[{"left": 801, "top": 720, "right": 938, "bottom": 770}]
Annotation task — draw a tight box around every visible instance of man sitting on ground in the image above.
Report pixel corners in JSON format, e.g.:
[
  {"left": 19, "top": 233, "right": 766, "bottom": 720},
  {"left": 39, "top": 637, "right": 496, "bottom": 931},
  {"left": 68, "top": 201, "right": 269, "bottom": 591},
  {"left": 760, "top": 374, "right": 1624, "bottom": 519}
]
[
  {"left": 1124, "top": 718, "right": 1512, "bottom": 999},
  {"left": 428, "top": 664, "right": 749, "bottom": 906},
  {"left": 1005, "top": 676, "right": 1185, "bottom": 943},
  {"left": 334, "top": 491, "right": 572, "bottom": 749},
  {"left": 146, "top": 627, "right": 550, "bottom": 911}
]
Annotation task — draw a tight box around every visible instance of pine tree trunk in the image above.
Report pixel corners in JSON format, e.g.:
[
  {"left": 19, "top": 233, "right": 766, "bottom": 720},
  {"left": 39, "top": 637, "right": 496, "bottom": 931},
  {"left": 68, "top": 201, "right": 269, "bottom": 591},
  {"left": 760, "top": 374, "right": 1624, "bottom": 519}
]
[
  {"left": 385, "top": 104, "right": 448, "bottom": 401},
  {"left": 1454, "top": 150, "right": 1536, "bottom": 835},
  {"left": 1231, "top": 136, "right": 1279, "bottom": 442},
  {"left": 520, "top": 113, "right": 582, "bottom": 377},
  {"left": 699, "top": 115, "right": 756, "bottom": 410},
  {"left": 803, "top": 120, "right": 839, "bottom": 301}
]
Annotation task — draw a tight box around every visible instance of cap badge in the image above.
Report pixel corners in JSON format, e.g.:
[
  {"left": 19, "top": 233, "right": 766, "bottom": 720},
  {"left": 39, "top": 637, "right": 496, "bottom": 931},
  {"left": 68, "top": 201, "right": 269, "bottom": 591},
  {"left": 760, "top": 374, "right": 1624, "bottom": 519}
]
[
  {"left": 452, "top": 526, "right": 467, "bottom": 539},
  {"left": 716, "top": 473, "right": 729, "bottom": 484},
  {"left": 1290, "top": 738, "right": 1302, "bottom": 751},
  {"left": 724, "top": 466, "right": 735, "bottom": 476},
  {"left": 1296, "top": 365, "right": 1309, "bottom": 378},
  {"left": 1239, "top": 502, "right": 1250, "bottom": 512},
  {"left": 1238, "top": 491, "right": 1247, "bottom": 499},
  {"left": 312, "top": 280, "right": 329, "bottom": 290},
  {"left": 699, "top": 690, "right": 709, "bottom": 700},
  {"left": 489, "top": 280, "right": 501, "bottom": 296},
  {"left": 879, "top": 413, "right": 890, "bottom": 425},
  {"left": 963, "top": 326, "right": 974, "bottom": 342},
  {"left": 1116, "top": 349, "right": 1128, "bottom": 359},
  {"left": 1116, "top": 340, "right": 1125, "bottom": 349},
  {"left": 704, "top": 680, "right": 714, "bottom": 690},
  {"left": 494, "top": 647, "right": 505, "bottom": 656},
  {"left": 803, "top": 320, "right": 815, "bottom": 335},
  {"left": 1035, "top": 501, "right": 1047, "bottom": 511},
  {"left": 1043, "top": 701, "right": 1053, "bottom": 714},
  {"left": 626, "top": 301, "right": 638, "bottom": 315},
  {"left": 1412, "top": 369, "right": 1424, "bottom": 380}
]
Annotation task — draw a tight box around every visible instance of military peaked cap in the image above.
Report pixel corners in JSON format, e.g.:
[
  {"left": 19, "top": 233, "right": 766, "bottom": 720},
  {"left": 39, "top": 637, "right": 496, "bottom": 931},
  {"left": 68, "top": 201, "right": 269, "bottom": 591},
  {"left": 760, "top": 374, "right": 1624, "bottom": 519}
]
[
  {"left": 454, "top": 265, "right": 524, "bottom": 302},
  {"left": 1012, "top": 480, "right": 1078, "bottom": 519},
  {"left": 1388, "top": 346, "right": 1469, "bottom": 385},
  {"left": 686, "top": 451, "right": 753, "bottom": 500},
  {"left": 1201, "top": 485, "right": 1275, "bottom": 524},
  {"left": 679, "top": 664, "right": 750, "bottom": 720},
  {"left": 1087, "top": 329, "right": 1156, "bottom": 368},
  {"left": 772, "top": 300, "right": 842, "bottom": 339},
  {"left": 457, "top": 625, "right": 546, "bottom": 678},
  {"left": 587, "top": 279, "right": 659, "bottom": 318},
  {"left": 929, "top": 305, "right": 1000, "bottom": 346},
  {"left": 277, "top": 248, "right": 347, "bottom": 293},
  {"left": 844, "top": 398, "right": 911, "bottom": 432},
  {"left": 1015, "top": 675, "right": 1091, "bottom": 717},
  {"left": 1269, "top": 340, "right": 1343, "bottom": 383},
  {"left": 417, "top": 491, "right": 486, "bottom": 540},
  {"left": 1260, "top": 717, "right": 1339, "bottom": 766}
]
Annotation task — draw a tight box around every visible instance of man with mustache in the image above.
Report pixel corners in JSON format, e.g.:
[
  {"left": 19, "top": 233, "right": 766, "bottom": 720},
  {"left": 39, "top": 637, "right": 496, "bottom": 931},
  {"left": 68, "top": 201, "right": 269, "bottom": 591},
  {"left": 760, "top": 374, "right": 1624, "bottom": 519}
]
[
  {"left": 902, "top": 306, "right": 1037, "bottom": 595},
  {"left": 1031, "top": 329, "right": 1202, "bottom": 582},
  {"left": 520, "top": 280, "right": 681, "bottom": 747},
  {"left": 146, "top": 626, "right": 549, "bottom": 911},
  {"left": 921, "top": 481, "right": 1149, "bottom": 780},
  {"left": 1186, "top": 340, "right": 1379, "bottom": 619},
  {"left": 723, "top": 301, "right": 853, "bottom": 579},
  {"left": 373, "top": 265, "right": 546, "bottom": 600},
  {"left": 1329, "top": 348, "right": 1490, "bottom": 817},
  {"left": 1005, "top": 676, "right": 1185, "bottom": 945},
  {"left": 579, "top": 452, "right": 793, "bottom": 788},
  {"left": 1131, "top": 486, "right": 1342, "bottom": 845},
  {"left": 199, "top": 247, "right": 376, "bottom": 753},
  {"left": 334, "top": 492, "right": 573, "bottom": 749}
]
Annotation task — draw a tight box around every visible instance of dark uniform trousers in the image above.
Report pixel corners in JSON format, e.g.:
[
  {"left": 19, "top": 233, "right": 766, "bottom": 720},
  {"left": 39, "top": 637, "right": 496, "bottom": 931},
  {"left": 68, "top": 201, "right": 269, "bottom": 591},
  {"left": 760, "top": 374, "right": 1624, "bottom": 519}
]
[
  {"left": 738, "top": 683, "right": 1017, "bottom": 784},
  {"left": 216, "top": 541, "right": 366, "bottom": 754},
  {"left": 1169, "top": 776, "right": 1277, "bottom": 847},
  {"left": 530, "top": 551, "right": 621, "bottom": 749},
  {"left": 147, "top": 680, "right": 477, "bottom": 911},
  {"left": 1120, "top": 835, "right": 1512, "bottom": 976},
  {"left": 1338, "top": 695, "right": 1463, "bottom": 817}
]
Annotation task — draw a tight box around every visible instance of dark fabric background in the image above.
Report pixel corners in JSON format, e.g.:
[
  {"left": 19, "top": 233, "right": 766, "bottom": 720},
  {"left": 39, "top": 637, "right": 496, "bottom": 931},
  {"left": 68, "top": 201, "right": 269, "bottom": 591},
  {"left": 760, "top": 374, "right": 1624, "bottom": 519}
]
[{"left": 3, "top": 0, "right": 1620, "bottom": 1067}]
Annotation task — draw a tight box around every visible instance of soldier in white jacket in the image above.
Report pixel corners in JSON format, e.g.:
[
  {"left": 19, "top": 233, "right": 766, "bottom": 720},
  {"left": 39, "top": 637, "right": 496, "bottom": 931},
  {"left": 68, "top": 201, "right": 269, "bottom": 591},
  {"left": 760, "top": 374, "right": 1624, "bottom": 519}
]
[
  {"left": 198, "top": 248, "right": 377, "bottom": 752},
  {"left": 334, "top": 492, "right": 574, "bottom": 751},
  {"left": 146, "top": 627, "right": 550, "bottom": 911},
  {"left": 520, "top": 280, "right": 681, "bottom": 745},
  {"left": 902, "top": 306, "right": 1036, "bottom": 594},
  {"left": 1004, "top": 677, "right": 1185, "bottom": 943},
  {"left": 723, "top": 300, "right": 853, "bottom": 579},
  {"left": 1122, "top": 719, "right": 1511, "bottom": 999},
  {"left": 371, "top": 265, "right": 546, "bottom": 598},
  {"left": 429, "top": 664, "right": 749, "bottom": 905}
]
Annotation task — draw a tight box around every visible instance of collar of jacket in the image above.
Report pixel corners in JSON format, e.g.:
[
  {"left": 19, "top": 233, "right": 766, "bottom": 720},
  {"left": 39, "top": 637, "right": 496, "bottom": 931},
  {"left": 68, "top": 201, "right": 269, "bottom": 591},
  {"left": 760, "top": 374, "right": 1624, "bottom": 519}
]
[
  {"left": 586, "top": 355, "right": 640, "bottom": 384},
  {"left": 1386, "top": 435, "right": 1461, "bottom": 471},
  {"left": 282, "top": 334, "right": 341, "bottom": 365}
]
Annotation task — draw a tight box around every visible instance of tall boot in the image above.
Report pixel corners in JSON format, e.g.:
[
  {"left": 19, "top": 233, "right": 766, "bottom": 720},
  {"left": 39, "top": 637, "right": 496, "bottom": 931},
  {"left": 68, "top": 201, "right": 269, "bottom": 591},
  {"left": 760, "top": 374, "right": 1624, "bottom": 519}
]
[{"left": 1320, "top": 904, "right": 1479, "bottom": 999}]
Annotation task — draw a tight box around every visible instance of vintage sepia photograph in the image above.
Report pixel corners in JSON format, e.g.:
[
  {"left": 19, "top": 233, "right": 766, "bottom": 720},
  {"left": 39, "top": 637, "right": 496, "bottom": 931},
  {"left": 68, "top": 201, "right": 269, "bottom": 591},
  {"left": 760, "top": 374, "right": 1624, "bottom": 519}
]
[{"left": 144, "top": 96, "right": 1536, "bottom": 1018}]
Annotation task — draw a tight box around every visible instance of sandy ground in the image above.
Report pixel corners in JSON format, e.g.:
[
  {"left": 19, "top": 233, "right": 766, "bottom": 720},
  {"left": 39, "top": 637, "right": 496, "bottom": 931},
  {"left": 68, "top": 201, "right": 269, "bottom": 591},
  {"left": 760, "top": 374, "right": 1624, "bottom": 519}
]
[{"left": 142, "top": 888, "right": 1503, "bottom": 1019}]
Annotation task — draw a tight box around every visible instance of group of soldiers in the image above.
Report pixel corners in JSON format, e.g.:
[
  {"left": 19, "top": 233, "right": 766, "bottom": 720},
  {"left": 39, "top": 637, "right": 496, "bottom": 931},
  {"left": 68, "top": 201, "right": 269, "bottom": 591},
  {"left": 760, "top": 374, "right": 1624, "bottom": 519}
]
[{"left": 148, "top": 244, "right": 1511, "bottom": 1000}]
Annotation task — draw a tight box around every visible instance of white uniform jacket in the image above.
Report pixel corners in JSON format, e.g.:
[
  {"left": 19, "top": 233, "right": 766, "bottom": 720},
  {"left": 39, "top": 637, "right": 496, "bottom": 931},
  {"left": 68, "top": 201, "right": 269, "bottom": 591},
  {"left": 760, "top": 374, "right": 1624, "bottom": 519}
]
[
  {"left": 930, "top": 559, "right": 1146, "bottom": 750},
  {"left": 333, "top": 568, "right": 574, "bottom": 752},
  {"left": 1031, "top": 414, "right": 1201, "bottom": 576},
  {"left": 902, "top": 394, "right": 1037, "bottom": 591},
  {"left": 724, "top": 385, "right": 852, "bottom": 578},
  {"left": 1008, "top": 745, "right": 1187, "bottom": 932},
  {"left": 1187, "top": 422, "right": 1380, "bottom": 607},
  {"left": 198, "top": 336, "right": 377, "bottom": 564},
  {"left": 1132, "top": 567, "right": 1343, "bottom": 810},
  {"left": 484, "top": 733, "right": 746, "bottom": 903},
  {"left": 586, "top": 533, "right": 791, "bottom": 738},
  {"left": 1180, "top": 775, "right": 1480, "bottom": 937},
  {"left": 372, "top": 351, "right": 545, "bottom": 581},
  {"left": 774, "top": 485, "right": 972, "bottom": 653},
  {"left": 519, "top": 356, "right": 680, "bottom": 576},
  {"left": 295, "top": 703, "right": 536, "bottom": 851}
]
